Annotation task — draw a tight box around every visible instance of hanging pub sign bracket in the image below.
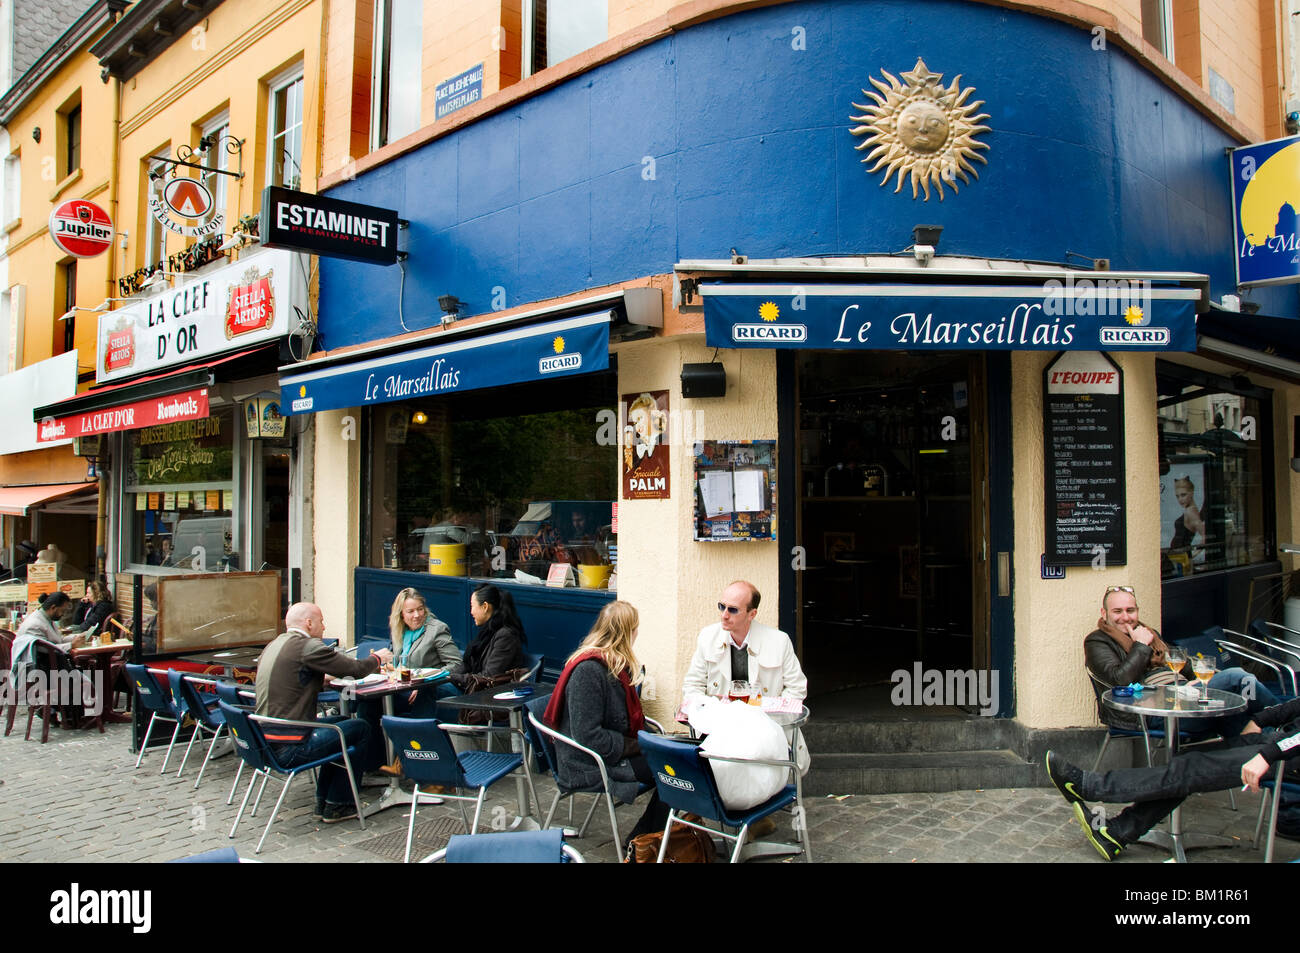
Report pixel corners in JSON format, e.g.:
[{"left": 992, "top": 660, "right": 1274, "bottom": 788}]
[{"left": 148, "top": 133, "right": 246, "bottom": 182}]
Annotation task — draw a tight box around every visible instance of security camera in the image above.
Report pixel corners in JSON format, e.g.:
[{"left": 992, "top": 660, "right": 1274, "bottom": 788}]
[{"left": 1288, "top": 111, "right": 1300, "bottom": 136}]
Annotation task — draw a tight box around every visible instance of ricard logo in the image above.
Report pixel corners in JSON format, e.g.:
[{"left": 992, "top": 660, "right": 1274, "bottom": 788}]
[
  {"left": 1099, "top": 327, "right": 1170, "bottom": 346},
  {"left": 732, "top": 323, "right": 808, "bottom": 342},
  {"left": 539, "top": 334, "right": 581, "bottom": 374},
  {"left": 656, "top": 771, "right": 695, "bottom": 792}
]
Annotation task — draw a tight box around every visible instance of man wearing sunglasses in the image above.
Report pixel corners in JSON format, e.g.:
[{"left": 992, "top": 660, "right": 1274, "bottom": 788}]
[{"left": 681, "top": 580, "right": 806, "bottom": 702}]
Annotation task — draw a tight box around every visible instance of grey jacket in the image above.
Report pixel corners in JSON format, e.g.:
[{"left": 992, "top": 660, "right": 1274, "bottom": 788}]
[
  {"left": 554, "top": 658, "right": 641, "bottom": 804},
  {"left": 399, "top": 617, "right": 463, "bottom": 670}
]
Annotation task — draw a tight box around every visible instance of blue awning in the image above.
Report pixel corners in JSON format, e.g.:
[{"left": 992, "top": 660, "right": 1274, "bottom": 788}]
[
  {"left": 702, "top": 282, "right": 1201, "bottom": 351},
  {"left": 280, "top": 310, "right": 612, "bottom": 414}
]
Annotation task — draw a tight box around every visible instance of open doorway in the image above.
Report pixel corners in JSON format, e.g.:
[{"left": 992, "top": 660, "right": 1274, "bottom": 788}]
[{"left": 796, "top": 352, "right": 989, "bottom": 717}]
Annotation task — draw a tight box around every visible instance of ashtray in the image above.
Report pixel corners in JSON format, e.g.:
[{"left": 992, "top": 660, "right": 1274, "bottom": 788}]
[{"left": 1112, "top": 686, "right": 1135, "bottom": 697}]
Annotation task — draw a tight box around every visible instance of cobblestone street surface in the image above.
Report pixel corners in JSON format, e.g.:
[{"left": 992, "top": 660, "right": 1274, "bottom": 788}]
[{"left": 3, "top": 718, "right": 1296, "bottom": 865}]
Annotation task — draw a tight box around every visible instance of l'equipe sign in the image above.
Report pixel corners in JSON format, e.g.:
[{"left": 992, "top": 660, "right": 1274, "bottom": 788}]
[{"left": 259, "top": 186, "right": 400, "bottom": 264}]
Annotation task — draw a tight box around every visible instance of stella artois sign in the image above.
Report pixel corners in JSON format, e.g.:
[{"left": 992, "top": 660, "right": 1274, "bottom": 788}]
[
  {"left": 149, "top": 174, "right": 225, "bottom": 237},
  {"left": 49, "top": 199, "right": 114, "bottom": 258},
  {"left": 103, "top": 319, "right": 136, "bottom": 374},
  {"left": 226, "top": 268, "right": 275, "bottom": 338}
]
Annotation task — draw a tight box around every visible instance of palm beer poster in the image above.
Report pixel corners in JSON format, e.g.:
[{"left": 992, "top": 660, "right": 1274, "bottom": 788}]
[{"left": 622, "top": 391, "right": 669, "bottom": 500}]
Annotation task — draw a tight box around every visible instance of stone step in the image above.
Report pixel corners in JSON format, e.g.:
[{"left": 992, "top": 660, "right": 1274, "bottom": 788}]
[
  {"left": 805, "top": 749, "right": 1043, "bottom": 795},
  {"left": 802, "top": 716, "right": 1017, "bottom": 754}
]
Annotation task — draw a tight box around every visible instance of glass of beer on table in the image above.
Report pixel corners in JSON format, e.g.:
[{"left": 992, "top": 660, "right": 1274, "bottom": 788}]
[{"left": 728, "top": 679, "right": 751, "bottom": 703}]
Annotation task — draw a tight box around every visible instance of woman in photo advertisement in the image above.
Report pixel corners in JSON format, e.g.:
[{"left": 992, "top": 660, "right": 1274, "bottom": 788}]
[{"left": 543, "top": 601, "right": 669, "bottom": 850}]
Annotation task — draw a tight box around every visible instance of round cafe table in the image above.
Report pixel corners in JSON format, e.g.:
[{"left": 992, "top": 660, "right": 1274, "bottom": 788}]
[{"left": 1101, "top": 685, "right": 1246, "bottom": 863}]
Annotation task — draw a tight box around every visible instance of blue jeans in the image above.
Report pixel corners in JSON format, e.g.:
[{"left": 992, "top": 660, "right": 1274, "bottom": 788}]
[
  {"left": 270, "top": 717, "right": 371, "bottom": 806},
  {"left": 1191, "top": 667, "right": 1280, "bottom": 737}
]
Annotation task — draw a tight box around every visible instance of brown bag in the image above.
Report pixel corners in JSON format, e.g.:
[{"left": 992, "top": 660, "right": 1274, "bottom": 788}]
[
  {"left": 624, "top": 814, "right": 717, "bottom": 864},
  {"left": 457, "top": 666, "right": 531, "bottom": 725}
]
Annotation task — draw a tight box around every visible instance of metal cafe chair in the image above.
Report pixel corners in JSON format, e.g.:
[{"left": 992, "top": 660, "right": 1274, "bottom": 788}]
[
  {"left": 637, "top": 730, "right": 810, "bottom": 863},
  {"left": 125, "top": 663, "right": 186, "bottom": 771},
  {"left": 420, "top": 828, "right": 585, "bottom": 863},
  {"left": 218, "top": 700, "right": 367, "bottom": 854},
  {"left": 214, "top": 680, "right": 256, "bottom": 804},
  {"left": 167, "top": 671, "right": 229, "bottom": 788},
  {"left": 523, "top": 693, "right": 661, "bottom": 862},
  {"left": 1253, "top": 758, "right": 1300, "bottom": 863},
  {"left": 381, "top": 714, "right": 542, "bottom": 863}
]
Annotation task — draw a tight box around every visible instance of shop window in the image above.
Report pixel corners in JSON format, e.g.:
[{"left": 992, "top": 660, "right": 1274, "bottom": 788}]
[
  {"left": 1157, "top": 363, "right": 1273, "bottom": 579},
  {"left": 526, "top": 0, "right": 607, "bottom": 76},
  {"left": 268, "top": 69, "right": 304, "bottom": 189},
  {"left": 370, "top": 0, "right": 422, "bottom": 149},
  {"left": 122, "top": 408, "right": 237, "bottom": 570},
  {"left": 364, "top": 371, "right": 617, "bottom": 582}
]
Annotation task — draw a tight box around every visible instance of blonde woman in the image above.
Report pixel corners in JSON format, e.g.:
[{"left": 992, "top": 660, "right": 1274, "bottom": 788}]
[
  {"left": 542, "top": 601, "right": 667, "bottom": 846},
  {"left": 386, "top": 587, "right": 462, "bottom": 714}
]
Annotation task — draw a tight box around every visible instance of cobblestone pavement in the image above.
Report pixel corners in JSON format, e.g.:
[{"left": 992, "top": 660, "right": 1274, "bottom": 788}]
[{"left": 2, "top": 719, "right": 1296, "bottom": 864}]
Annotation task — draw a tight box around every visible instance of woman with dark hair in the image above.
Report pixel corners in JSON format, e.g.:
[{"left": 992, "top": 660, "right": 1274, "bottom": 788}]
[
  {"left": 449, "top": 583, "right": 526, "bottom": 690},
  {"left": 72, "top": 581, "right": 115, "bottom": 634}
]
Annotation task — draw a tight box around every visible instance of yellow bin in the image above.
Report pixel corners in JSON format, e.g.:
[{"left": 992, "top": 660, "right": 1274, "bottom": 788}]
[
  {"left": 428, "top": 543, "right": 468, "bottom": 576},
  {"left": 577, "top": 564, "right": 612, "bottom": 589}
]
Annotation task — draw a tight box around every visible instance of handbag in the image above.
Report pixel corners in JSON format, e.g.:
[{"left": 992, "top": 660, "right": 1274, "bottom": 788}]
[{"left": 623, "top": 814, "right": 717, "bottom": 864}]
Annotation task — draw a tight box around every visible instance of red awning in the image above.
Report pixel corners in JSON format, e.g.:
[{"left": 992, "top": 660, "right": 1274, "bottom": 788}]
[{"left": 0, "top": 483, "right": 96, "bottom": 516}]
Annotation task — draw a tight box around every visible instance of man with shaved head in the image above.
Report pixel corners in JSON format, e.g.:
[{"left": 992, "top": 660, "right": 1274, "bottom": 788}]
[
  {"left": 682, "top": 580, "right": 806, "bottom": 701},
  {"left": 255, "top": 602, "right": 393, "bottom": 823}
]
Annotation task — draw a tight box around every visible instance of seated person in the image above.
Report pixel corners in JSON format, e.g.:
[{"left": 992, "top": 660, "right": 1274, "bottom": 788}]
[
  {"left": 364, "top": 588, "right": 463, "bottom": 775},
  {"left": 255, "top": 602, "right": 393, "bottom": 823},
  {"left": 1046, "top": 694, "right": 1300, "bottom": 860},
  {"left": 682, "top": 580, "right": 807, "bottom": 701},
  {"left": 1084, "top": 585, "right": 1275, "bottom": 737},
  {"left": 11, "top": 592, "right": 82, "bottom": 670},
  {"left": 71, "top": 581, "right": 115, "bottom": 634},
  {"left": 544, "top": 600, "right": 668, "bottom": 848},
  {"left": 446, "top": 584, "right": 528, "bottom": 751}
]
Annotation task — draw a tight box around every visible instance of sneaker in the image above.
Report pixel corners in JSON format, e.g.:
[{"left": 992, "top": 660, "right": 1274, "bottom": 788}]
[
  {"left": 1071, "top": 802, "right": 1125, "bottom": 861},
  {"left": 322, "top": 802, "right": 359, "bottom": 824},
  {"left": 1044, "top": 751, "right": 1088, "bottom": 810},
  {"left": 312, "top": 798, "right": 325, "bottom": 819}
]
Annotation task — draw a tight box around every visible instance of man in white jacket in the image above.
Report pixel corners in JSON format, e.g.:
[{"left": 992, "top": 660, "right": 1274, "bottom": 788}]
[{"left": 682, "top": 580, "right": 807, "bottom": 701}]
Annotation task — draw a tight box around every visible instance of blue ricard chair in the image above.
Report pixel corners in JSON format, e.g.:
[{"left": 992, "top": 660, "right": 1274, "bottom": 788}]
[
  {"left": 126, "top": 664, "right": 187, "bottom": 773},
  {"left": 219, "top": 700, "right": 367, "bottom": 853},
  {"left": 167, "top": 671, "right": 228, "bottom": 787},
  {"left": 524, "top": 693, "right": 662, "bottom": 861},
  {"left": 420, "top": 828, "right": 584, "bottom": 863},
  {"left": 382, "top": 715, "right": 541, "bottom": 863},
  {"left": 637, "top": 730, "right": 811, "bottom": 864},
  {"left": 214, "top": 681, "right": 256, "bottom": 804}
]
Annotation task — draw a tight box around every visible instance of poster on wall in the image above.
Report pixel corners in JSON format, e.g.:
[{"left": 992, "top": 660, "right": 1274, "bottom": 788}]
[
  {"left": 692, "top": 440, "right": 777, "bottom": 542},
  {"left": 621, "top": 390, "right": 670, "bottom": 500},
  {"left": 1043, "top": 351, "right": 1127, "bottom": 566},
  {"left": 1160, "top": 464, "right": 1207, "bottom": 576}
]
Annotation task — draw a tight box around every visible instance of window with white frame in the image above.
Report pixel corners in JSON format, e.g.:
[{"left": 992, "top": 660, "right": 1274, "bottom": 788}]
[
  {"left": 525, "top": 0, "right": 607, "bottom": 76},
  {"left": 200, "top": 114, "right": 229, "bottom": 229},
  {"left": 3, "top": 153, "right": 19, "bottom": 228},
  {"left": 370, "top": 0, "right": 422, "bottom": 149},
  {"left": 144, "top": 156, "right": 168, "bottom": 268},
  {"left": 268, "top": 69, "right": 303, "bottom": 190},
  {"left": 1141, "top": 0, "right": 1175, "bottom": 60}
]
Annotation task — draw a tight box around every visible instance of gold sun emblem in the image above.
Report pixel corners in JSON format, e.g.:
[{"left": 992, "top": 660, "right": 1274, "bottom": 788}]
[
  {"left": 850, "top": 58, "right": 991, "bottom": 201},
  {"left": 552, "top": 336, "right": 565, "bottom": 353},
  {"left": 758, "top": 301, "right": 780, "bottom": 322},
  {"left": 1124, "top": 305, "right": 1145, "bottom": 326}
]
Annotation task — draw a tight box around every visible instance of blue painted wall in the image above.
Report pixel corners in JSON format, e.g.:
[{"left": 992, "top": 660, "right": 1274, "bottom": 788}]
[{"left": 318, "top": 0, "right": 1297, "bottom": 350}]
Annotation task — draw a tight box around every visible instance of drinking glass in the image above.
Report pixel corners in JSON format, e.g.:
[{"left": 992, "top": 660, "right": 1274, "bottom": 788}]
[
  {"left": 728, "top": 679, "right": 751, "bottom": 703},
  {"left": 1164, "top": 646, "right": 1186, "bottom": 698},
  {"left": 1191, "top": 656, "right": 1217, "bottom": 704}
]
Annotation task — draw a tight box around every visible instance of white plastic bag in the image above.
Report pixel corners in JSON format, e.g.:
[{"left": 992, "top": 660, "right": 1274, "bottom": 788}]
[{"left": 694, "top": 701, "right": 789, "bottom": 811}]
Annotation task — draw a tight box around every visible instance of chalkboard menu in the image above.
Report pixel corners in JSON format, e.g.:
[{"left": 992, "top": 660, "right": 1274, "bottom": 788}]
[{"left": 1044, "top": 351, "right": 1126, "bottom": 566}]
